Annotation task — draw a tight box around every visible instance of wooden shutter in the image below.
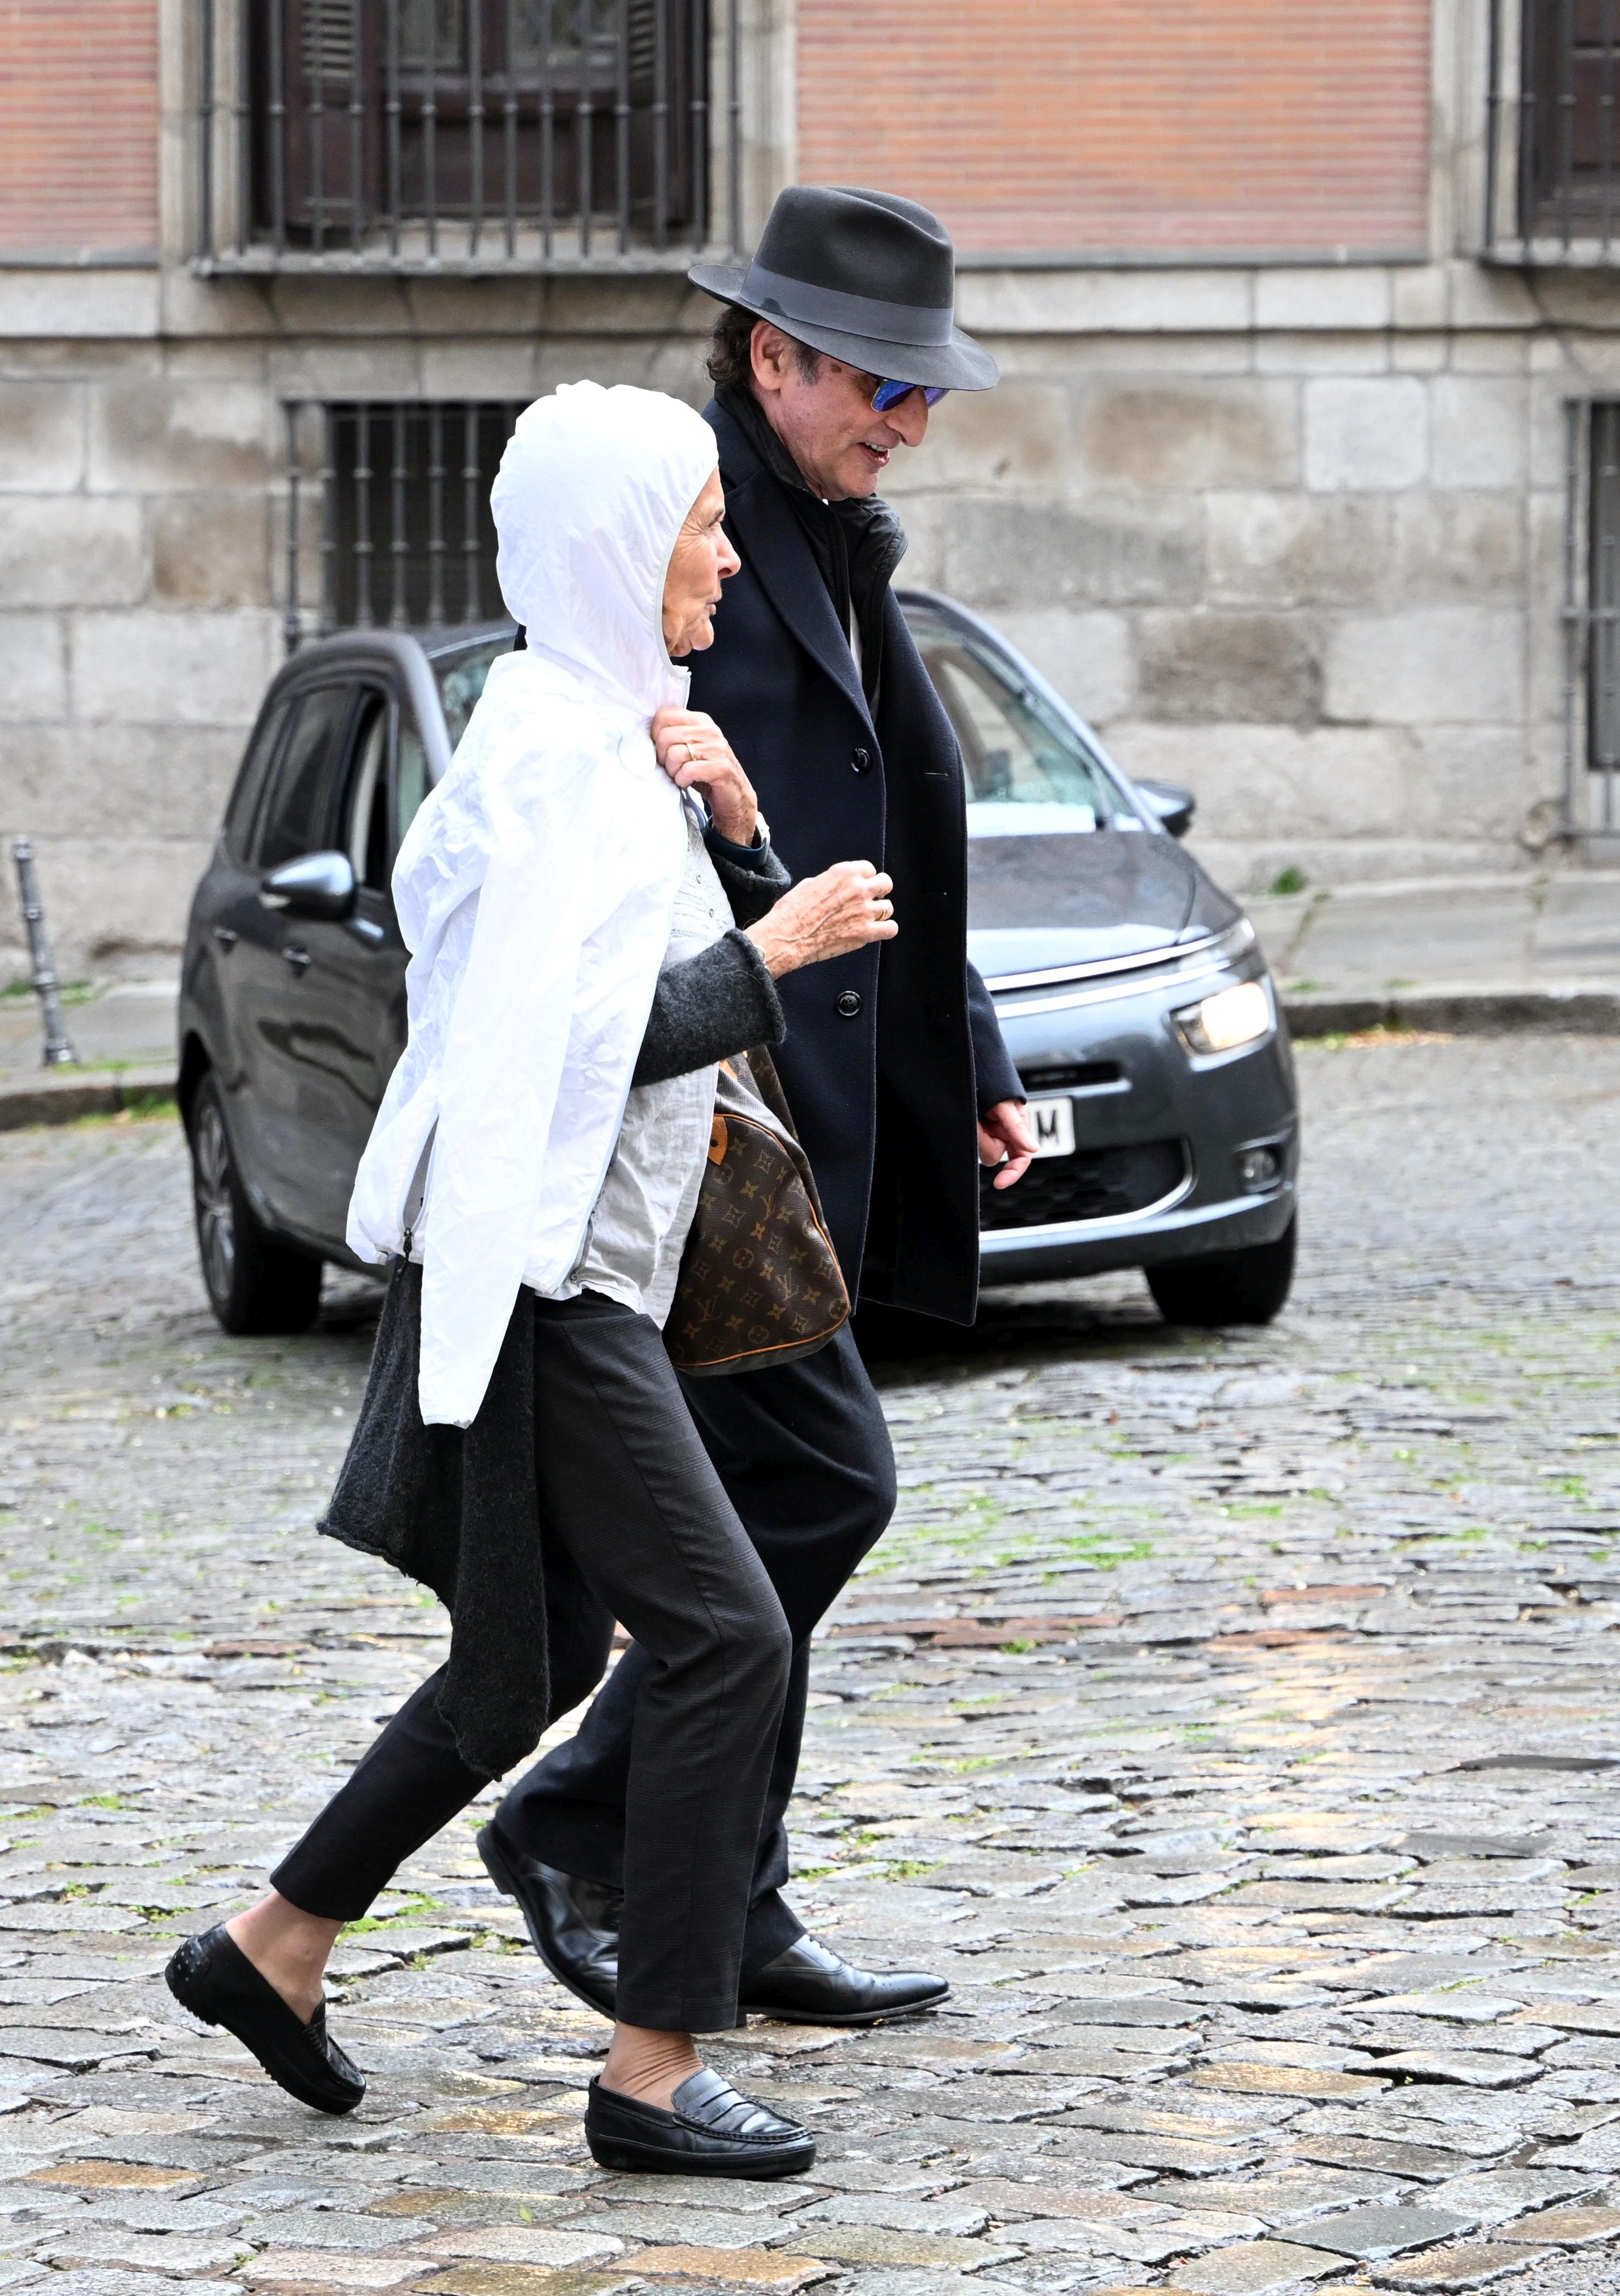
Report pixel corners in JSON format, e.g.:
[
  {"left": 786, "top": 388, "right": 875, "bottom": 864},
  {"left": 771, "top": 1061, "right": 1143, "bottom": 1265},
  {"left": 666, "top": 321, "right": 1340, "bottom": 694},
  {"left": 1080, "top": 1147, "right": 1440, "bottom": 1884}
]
[
  {"left": 254, "top": 1, "right": 701, "bottom": 244},
  {"left": 256, "top": 0, "right": 381, "bottom": 243}
]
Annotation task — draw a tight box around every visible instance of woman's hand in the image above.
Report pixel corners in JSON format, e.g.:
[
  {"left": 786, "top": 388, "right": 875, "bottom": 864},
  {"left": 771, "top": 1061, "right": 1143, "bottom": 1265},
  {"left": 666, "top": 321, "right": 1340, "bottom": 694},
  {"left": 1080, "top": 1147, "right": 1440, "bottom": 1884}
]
[
  {"left": 746, "top": 860, "right": 898, "bottom": 979},
  {"left": 651, "top": 706, "right": 757, "bottom": 846}
]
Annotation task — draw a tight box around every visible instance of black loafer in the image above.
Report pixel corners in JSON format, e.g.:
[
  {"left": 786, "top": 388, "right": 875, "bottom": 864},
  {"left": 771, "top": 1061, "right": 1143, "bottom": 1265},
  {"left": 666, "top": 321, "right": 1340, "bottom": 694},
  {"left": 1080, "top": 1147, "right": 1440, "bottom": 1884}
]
[
  {"left": 739, "top": 1934, "right": 948, "bottom": 2025},
  {"left": 165, "top": 1924, "right": 364, "bottom": 2116},
  {"left": 478, "top": 1824, "right": 619, "bottom": 2018},
  {"left": 586, "top": 2067, "right": 814, "bottom": 2177}
]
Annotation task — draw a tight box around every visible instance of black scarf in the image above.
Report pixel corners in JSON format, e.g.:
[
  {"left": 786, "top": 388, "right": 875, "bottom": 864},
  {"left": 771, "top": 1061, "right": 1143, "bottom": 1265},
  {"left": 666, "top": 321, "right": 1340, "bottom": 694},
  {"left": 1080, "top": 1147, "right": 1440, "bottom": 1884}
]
[{"left": 716, "top": 382, "right": 907, "bottom": 711}]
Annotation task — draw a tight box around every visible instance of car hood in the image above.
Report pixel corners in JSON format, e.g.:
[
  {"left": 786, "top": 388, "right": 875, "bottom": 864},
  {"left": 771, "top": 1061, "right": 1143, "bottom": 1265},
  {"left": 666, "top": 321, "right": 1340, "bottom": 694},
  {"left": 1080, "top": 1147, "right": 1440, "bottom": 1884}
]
[{"left": 965, "top": 830, "right": 1244, "bottom": 978}]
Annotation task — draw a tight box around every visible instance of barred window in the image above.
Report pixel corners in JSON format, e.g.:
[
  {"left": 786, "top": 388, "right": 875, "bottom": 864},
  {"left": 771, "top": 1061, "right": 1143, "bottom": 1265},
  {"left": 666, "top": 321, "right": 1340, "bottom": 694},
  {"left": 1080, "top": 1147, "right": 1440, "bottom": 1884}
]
[
  {"left": 243, "top": 1, "right": 707, "bottom": 257},
  {"left": 1523, "top": 0, "right": 1620, "bottom": 243},
  {"left": 286, "top": 398, "right": 523, "bottom": 639},
  {"left": 1488, "top": 0, "right": 1620, "bottom": 257}
]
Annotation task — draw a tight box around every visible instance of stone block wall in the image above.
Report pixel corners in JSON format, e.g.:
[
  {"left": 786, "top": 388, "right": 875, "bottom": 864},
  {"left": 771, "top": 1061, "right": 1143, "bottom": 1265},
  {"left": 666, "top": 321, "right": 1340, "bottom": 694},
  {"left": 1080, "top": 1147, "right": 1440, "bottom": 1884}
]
[
  {"left": 0, "top": 318, "right": 283, "bottom": 980},
  {"left": 0, "top": 259, "right": 1607, "bottom": 980},
  {"left": 891, "top": 264, "right": 1580, "bottom": 895},
  {"left": 0, "top": 274, "right": 712, "bottom": 982}
]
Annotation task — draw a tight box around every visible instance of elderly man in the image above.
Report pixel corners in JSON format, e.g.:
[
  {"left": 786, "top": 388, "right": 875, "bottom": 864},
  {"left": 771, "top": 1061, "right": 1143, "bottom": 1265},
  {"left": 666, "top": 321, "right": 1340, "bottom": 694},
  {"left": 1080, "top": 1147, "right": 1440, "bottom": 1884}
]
[{"left": 482, "top": 185, "right": 1035, "bottom": 2025}]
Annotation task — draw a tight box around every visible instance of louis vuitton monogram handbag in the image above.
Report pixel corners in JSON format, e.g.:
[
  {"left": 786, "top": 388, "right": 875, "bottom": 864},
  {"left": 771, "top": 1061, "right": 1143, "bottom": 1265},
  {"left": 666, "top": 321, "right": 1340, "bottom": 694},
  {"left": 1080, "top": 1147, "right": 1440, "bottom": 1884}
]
[{"left": 666, "top": 1046, "right": 851, "bottom": 1377}]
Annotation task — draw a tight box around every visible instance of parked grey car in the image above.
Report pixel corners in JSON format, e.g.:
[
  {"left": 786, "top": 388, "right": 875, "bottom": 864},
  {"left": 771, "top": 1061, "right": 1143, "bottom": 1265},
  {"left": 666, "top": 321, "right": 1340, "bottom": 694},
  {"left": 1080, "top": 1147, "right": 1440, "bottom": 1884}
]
[
  {"left": 908, "top": 590, "right": 1297, "bottom": 1323},
  {"left": 178, "top": 596, "right": 1297, "bottom": 1337}
]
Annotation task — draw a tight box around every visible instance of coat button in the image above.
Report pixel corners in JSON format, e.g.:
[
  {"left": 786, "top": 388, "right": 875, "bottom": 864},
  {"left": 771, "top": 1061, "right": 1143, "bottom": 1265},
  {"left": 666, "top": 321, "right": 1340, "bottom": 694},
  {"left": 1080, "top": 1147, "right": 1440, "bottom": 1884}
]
[
  {"left": 850, "top": 747, "right": 872, "bottom": 774},
  {"left": 835, "top": 990, "right": 863, "bottom": 1018}
]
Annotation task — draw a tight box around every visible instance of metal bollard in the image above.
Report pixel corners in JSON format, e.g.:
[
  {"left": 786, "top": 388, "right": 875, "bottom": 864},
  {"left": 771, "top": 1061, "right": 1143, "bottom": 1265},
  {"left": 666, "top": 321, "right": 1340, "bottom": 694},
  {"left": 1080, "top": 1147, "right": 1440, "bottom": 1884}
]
[{"left": 10, "top": 837, "right": 77, "bottom": 1068}]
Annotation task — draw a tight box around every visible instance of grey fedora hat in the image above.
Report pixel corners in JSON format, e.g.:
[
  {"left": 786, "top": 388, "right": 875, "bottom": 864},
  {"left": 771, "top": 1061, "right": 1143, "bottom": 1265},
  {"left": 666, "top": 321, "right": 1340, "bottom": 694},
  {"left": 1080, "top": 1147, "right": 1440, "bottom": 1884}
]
[{"left": 690, "top": 184, "right": 998, "bottom": 393}]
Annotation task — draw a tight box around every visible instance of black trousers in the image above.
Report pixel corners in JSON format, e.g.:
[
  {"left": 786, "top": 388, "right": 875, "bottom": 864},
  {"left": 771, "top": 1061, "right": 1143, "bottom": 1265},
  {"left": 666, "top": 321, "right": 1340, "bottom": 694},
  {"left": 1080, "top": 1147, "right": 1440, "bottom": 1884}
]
[
  {"left": 494, "top": 1321, "right": 897, "bottom": 1975},
  {"left": 272, "top": 1292, "right": 792, "bottom": 2034}
]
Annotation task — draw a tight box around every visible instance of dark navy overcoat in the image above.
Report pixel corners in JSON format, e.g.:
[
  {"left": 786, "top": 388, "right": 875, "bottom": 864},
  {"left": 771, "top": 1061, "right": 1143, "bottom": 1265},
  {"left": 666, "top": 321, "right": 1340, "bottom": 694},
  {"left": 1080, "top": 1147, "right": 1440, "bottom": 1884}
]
[{"left": 687, "top": 397, "right": 1020, "bottom": 1325}]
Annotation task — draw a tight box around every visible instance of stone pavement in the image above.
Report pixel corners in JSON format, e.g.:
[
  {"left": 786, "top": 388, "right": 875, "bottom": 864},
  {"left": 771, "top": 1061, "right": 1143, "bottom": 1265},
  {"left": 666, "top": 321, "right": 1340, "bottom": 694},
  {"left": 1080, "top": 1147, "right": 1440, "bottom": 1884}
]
[
  {"left": 1, "top": 1033, "right": 1619, "bottom": 2296},
  {"left": 1246, "top": 869, "right": 1620, "bottom": 1034},
  {"left": 0, "top": 984, "right": 177, "bottom": 1085}
]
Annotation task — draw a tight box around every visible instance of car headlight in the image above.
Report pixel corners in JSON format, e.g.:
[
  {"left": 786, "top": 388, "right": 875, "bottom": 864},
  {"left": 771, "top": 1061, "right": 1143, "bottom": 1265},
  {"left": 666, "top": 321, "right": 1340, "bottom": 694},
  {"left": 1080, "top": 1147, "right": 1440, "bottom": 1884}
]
[{"left": 1174, "top": 978, "right": 1272, "bottom": 1056}]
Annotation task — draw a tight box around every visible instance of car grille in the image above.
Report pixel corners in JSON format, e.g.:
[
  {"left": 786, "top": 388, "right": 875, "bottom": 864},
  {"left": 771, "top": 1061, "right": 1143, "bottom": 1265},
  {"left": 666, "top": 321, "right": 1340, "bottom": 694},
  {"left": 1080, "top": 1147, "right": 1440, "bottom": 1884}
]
[
  {"left": 980, "top": 1138, "right": 1187, "bottom": 1231},
  {"left": 1018, "top": 1060, "right": 1122, "bottom": 1091}
]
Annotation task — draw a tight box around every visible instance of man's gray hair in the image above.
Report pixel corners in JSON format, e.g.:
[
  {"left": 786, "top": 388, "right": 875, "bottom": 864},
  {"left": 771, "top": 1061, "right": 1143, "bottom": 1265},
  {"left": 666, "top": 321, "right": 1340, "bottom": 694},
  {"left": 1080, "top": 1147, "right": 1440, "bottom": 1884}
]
[{"left": 706, "top": 305, "right": 822, "bottom": 390}]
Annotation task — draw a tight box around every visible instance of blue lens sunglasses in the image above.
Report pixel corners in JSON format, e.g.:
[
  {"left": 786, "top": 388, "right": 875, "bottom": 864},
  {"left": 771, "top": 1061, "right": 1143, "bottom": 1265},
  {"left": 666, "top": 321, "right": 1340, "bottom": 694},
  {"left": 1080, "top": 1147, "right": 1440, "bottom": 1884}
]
[{"left": 870, "top": 378, "right": 949, "bottom": 413}]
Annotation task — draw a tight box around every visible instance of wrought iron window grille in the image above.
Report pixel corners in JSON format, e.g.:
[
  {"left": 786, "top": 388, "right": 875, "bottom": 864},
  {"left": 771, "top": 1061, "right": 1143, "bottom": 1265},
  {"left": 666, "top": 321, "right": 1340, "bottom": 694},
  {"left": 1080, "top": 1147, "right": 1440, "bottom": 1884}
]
[
  {"left": 197, "top": 1, "right": 741, "bottom": 272},
  {"left": 283, "top": 398, "right": 524, "bottom": 649},
  {"left": 1560, "top": 399, "right": 1620, "bottom": 839},
  {"left": 1486, "top": 0, "right": 1620, "bottom": 263}
]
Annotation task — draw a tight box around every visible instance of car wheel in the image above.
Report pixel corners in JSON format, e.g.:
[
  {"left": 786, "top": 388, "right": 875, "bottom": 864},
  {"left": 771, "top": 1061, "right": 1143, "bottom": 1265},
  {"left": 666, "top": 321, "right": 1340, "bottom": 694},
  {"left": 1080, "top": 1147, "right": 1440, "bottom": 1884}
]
[
  {"left": 1146, "top": 1215, "right": 1297, "bottom": 1328},
  {"left": 188, "top": 1073, "right": 322, "bottom": 1336}
]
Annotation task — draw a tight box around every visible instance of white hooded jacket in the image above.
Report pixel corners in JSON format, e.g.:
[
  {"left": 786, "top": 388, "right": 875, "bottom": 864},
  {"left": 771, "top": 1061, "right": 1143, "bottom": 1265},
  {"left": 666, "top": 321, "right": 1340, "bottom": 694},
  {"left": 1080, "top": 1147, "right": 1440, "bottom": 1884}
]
[{"left": 346, "top": 381, "right": 721, "bottom": 1427}]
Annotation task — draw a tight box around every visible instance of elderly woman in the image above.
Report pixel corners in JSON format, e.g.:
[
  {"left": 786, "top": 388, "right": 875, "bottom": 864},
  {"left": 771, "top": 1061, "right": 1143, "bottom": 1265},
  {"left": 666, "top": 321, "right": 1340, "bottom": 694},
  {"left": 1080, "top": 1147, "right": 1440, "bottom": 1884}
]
[{"left": 165, "top": 384, "right": 896, "bottom": 2179}]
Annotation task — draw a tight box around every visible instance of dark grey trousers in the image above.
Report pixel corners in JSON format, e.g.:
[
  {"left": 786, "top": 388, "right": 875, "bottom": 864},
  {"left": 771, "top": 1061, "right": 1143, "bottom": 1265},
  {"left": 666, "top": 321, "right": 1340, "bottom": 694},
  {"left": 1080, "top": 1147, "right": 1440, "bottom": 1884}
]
[
  {"left": 273, "top": 1291, "right": 792, "bottom": 2034},
  {"left": 494, "top": 1321, "right": 898, "bottom": 1975}
]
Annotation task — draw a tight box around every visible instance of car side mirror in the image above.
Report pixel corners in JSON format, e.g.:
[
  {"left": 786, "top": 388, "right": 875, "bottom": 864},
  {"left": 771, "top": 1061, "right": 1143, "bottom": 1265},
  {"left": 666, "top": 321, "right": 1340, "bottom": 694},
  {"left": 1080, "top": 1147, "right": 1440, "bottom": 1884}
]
[
  {"left": 260, "top": 850, "right": 357, "bottom": 920},
  {"left": 1135, "top": 779, "right": 1196, "bottom": 839}
]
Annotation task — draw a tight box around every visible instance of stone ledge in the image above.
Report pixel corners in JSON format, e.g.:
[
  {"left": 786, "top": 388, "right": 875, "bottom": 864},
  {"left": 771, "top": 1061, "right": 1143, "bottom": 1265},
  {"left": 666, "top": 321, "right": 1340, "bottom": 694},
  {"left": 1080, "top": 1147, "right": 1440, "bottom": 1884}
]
[
  {"left": 0, "top": 254, "right": 1570, "bottom": 347},
  {"left": 1283, "top": 988, "right": 1620, "bottom": 1038},
  {"left": 0, "top": 1063, "right": 176, "bottom": 1131}
]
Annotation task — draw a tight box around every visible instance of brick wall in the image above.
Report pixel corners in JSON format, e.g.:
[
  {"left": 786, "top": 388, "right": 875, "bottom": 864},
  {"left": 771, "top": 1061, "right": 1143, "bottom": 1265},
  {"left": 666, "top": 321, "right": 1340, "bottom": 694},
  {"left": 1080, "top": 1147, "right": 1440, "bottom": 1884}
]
[
  {"left": 0, "top": 0, "right": 160, "bottom": 258},
  {"left": 797, "top": 0, "right": 1432, "bottom": 258}
]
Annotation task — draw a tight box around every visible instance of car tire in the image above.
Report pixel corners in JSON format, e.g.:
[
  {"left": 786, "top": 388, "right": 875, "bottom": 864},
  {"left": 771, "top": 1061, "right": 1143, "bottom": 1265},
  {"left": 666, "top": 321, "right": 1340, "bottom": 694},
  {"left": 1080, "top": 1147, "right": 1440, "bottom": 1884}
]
[
  {"left": 187, "top": 1072, "right": 322, "bottom": 1336},
  {"left": 1146, "top": 1214, "right": 1297, "bottom": 1328}
]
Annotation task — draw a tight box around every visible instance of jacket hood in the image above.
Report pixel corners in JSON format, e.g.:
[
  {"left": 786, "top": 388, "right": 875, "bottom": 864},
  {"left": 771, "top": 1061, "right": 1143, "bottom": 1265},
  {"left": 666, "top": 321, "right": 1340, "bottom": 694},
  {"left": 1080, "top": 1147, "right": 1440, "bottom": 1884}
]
[
  {"left": 348, "top": 380, "right": 716, "bottom": 1426},
  {"left": 493, "top": 380, "right": 719, "bottom": 718}
]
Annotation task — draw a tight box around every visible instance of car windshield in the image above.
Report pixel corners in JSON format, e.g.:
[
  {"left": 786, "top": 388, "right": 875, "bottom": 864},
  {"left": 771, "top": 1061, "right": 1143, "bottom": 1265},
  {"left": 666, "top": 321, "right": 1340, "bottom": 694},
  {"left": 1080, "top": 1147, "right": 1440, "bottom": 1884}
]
[
  {"left": 432, "top": 635, "right": 512, "bottom": 752},
  {"left": 907, "top": 609, "right": 1128, "bottom": 836}
]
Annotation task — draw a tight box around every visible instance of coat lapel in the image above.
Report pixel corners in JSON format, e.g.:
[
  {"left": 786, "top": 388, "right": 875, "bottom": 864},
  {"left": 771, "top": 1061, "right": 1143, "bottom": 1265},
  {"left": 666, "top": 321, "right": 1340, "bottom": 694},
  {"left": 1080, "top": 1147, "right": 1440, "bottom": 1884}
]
[{"left": 709, "top": 406, "right": 876, "bottom": 739}]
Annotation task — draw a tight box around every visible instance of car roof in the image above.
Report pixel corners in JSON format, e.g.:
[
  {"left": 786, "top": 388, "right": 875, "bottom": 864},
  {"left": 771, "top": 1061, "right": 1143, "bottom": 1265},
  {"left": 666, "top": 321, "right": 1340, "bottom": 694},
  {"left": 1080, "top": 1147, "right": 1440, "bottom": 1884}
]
[{"left": 266, "top": 624, "right": 516, "bottom": 784}]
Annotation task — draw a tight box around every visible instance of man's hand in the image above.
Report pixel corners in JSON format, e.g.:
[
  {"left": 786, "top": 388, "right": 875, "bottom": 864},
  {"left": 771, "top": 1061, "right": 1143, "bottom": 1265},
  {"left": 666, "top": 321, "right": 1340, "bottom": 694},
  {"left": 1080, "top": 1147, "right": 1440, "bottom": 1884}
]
[
  {"left": 651, "top": 706, "right": 757, "bottom": 846},
  {"left": 746, "top": 860, "right": 897, "bottom": 978},
  {"left": 978, "top": 1099, "right": 1037, "bottom": 1191}
]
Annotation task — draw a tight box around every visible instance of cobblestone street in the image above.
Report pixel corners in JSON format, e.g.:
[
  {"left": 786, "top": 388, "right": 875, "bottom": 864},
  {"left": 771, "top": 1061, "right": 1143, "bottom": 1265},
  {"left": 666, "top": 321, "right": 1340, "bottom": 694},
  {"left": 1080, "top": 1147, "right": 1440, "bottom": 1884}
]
[{"left": 2, "top": 1033, "right": 1619, "bottom": 2296}]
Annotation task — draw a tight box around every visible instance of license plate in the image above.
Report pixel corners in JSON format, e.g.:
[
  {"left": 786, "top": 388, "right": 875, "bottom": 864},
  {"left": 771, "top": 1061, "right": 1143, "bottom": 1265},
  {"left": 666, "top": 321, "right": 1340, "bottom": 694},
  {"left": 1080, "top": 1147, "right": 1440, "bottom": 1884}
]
[{"left": 1027, "top": 1095, "right": 1076, "bottom": 1158}]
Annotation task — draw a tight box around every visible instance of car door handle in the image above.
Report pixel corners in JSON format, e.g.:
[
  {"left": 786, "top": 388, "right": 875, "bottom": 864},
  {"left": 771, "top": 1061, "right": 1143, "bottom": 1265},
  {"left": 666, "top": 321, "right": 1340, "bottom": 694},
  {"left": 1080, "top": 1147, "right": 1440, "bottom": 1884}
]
[
  {"left": 282, "top": 944, "right": 312, "bottom": 972},
  {"left": 213, "top": 926, "right": 238, "bottom": 948}
]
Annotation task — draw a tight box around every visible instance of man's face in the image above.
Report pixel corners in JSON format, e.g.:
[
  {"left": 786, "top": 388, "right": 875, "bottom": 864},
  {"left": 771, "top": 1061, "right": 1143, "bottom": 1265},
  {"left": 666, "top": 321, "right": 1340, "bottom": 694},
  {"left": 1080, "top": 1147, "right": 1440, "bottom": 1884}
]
[{"left": 749, "top": 322, "right": 932, "bottom": 500}]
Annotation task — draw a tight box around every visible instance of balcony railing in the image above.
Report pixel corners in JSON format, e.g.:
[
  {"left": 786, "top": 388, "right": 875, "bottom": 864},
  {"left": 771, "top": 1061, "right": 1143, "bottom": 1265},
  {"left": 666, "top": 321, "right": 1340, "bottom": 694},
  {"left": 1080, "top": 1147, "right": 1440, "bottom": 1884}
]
[
  {"left": 1486, "top": 0, "right": 1620, "bottom": 263},
  {"left": 195, "top": 1, "right": 740, "bottom": 273}
]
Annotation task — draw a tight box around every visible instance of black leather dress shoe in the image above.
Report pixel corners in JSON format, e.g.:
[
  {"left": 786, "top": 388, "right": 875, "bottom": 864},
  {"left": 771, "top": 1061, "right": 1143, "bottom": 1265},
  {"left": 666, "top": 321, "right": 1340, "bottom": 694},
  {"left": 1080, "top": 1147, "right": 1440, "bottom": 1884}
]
[
  {"left": 586, "top": 2067, "right": 814, "bottom": 2177},
  {"left": 739, "top": 1934, "right": 948, "bottom": 2024},
  {"left": 479, "top": 1823, "right": 620, "bottom": 2018},
  {"left": 165, "top": 1925, "right": 364, "bottom": 2115}
]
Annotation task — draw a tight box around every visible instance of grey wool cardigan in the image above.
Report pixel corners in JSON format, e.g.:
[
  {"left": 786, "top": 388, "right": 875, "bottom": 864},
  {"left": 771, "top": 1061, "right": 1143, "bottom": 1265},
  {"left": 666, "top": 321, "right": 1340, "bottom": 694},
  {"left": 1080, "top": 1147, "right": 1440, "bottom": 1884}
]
[{"left": 321, "top": 833, "right": 790, "bottom": 1778}]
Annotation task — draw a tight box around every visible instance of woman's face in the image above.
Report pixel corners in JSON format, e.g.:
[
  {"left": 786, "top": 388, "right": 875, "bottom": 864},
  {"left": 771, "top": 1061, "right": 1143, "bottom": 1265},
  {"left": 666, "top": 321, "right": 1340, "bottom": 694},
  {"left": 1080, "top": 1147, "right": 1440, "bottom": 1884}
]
[{"left": 662, "top": 470, "right": 740, "bottom": 657}]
